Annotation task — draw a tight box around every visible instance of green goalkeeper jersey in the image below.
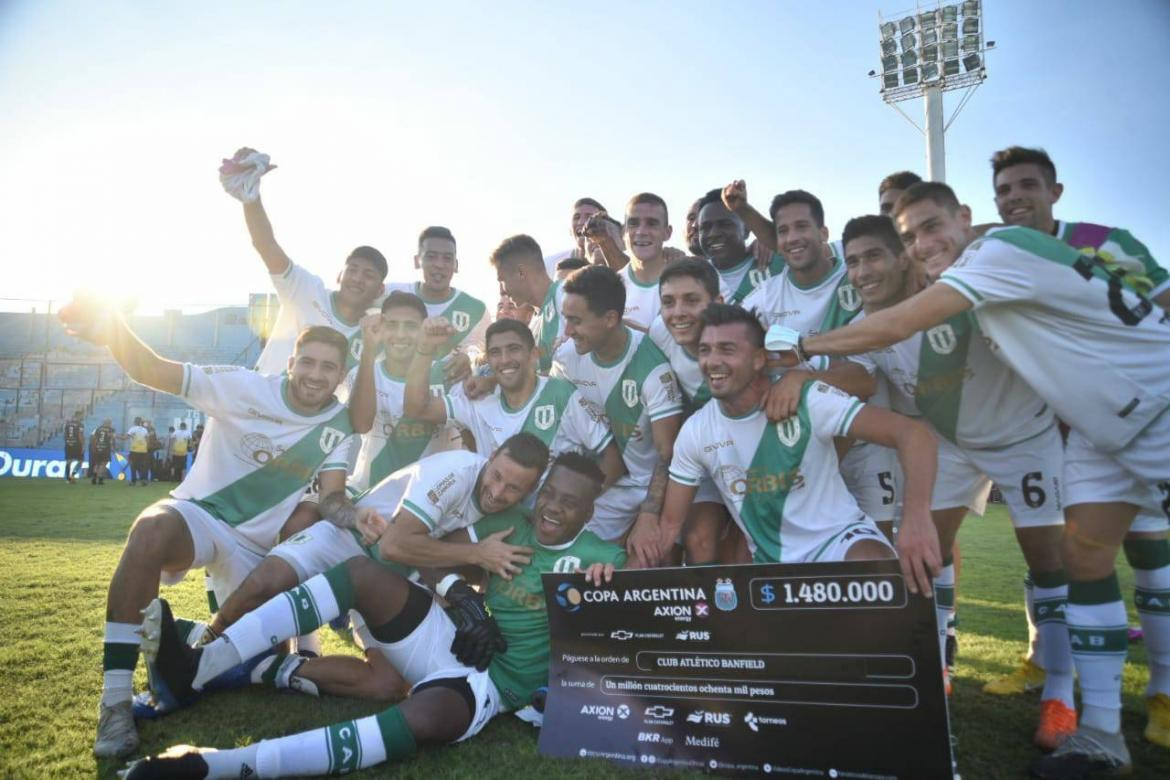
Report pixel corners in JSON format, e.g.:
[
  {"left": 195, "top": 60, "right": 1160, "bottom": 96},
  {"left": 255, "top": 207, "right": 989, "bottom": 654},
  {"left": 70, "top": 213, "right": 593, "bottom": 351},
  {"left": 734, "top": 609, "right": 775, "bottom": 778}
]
[{"left": 470, "top": 511, "right": 626, "bottom": 711}]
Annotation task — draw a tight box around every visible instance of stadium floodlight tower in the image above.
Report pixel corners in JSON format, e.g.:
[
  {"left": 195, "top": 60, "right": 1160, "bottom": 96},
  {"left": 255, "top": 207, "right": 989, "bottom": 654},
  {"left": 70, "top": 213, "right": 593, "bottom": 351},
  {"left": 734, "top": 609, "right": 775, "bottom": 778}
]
[{"left": 871, "top": 0, "right": 993, "bottom": 181}]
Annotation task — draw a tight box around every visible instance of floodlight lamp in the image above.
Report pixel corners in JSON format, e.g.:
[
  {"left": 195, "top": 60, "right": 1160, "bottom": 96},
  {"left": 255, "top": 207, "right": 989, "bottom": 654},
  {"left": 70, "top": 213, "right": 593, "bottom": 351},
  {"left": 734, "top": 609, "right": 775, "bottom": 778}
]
[
  {"left": 923, "top": 29, "right": 939, "bottom": 46},
  {"left": 962, "top": 16, "right": 979, "bottom": 35},
  {"left": 943, "top": 58, "right": 960, "bottom": 76},
  {"left": 962, "top": 0, "right": 980, "bottom": 17},
  {"left": 882, "top": 38, "right": 897, "bottom": 56},
  {"left": 922, "top": 62, "right": 941, "bottom": 81},
  {"left": 942, "top": 22, "right": 958, "bottom": 42},
  {"left": 903, "top": 67, "right": 919, "bottom": 85},
  {"left": 922, "top": 44, "right": 939, "bottom": 61},
  {"left": 901, "top": 49, "right": 918, "bottom": 67},
  {"left": 881, "top": 21, "right": 897, "bottom": 40},
  {"left": 942, "top": 40, "right": 959, "bottom": 58},
  {"left": 963, "top": 53, "right": 982, "bottom": 71},
  {"left": 901, "top": 32, "right": 916, "bottom": 50},
  {"left": 899, "top": 15, "right": 915, "bottom": 34},
  {"left": 882, "top": 54, "right": 898, "bottom": 72},
  {"left": 942, "top": 4, "right": 958, "bottom": 23},
  {"left": 918, "top": 11, "right": 938, "bottom": 29},
  {"left": 961, "top": 34, "right": 979, "bottom": 53},
  {"left": 883, "top": 73, "right": 900, "bottom": 89}
]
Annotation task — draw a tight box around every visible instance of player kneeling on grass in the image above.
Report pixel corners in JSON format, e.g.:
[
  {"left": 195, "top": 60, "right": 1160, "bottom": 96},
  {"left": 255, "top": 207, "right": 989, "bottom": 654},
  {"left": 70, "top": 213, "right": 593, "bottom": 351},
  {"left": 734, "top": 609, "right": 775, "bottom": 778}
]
[
  {"left": 58, "top": 297, "right": 366, "bottom": 759},
  {"left": 657, "top": 303, "right": 942, "bottom": 598},
  {"left": 124, "top": 452, "right": 625, "bottom": 779}
]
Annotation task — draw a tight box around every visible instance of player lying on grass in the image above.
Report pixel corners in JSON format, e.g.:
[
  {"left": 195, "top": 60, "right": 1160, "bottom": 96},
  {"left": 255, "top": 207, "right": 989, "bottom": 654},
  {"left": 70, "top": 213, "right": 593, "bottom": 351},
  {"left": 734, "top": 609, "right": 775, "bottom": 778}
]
[
  {"left": 656, "top": 303, "right": 941, "bottom": 598},
  {"left": 123, "top": 452, "right": 625, "bottom": 779},
  {"left": 58, "top": 297, "right": 368, "bottom": 759},
  {"left": 778, "top": 181, "right": 1170, "bottom": 778}
]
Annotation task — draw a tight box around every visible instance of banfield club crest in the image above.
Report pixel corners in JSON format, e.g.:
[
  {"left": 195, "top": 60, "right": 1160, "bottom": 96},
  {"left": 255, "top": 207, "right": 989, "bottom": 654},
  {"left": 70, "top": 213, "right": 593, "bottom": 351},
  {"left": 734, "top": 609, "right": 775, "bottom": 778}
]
[{"left": 714, "top": 578, "right": 738, "bottom": 611}]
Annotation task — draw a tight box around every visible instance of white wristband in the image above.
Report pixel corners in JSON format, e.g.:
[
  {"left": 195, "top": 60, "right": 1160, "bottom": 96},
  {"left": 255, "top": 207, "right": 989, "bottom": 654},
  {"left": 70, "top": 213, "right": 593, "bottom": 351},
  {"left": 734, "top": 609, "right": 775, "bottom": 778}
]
[{"left": 436, "top": 573, "right": 464, "bottom": 599}]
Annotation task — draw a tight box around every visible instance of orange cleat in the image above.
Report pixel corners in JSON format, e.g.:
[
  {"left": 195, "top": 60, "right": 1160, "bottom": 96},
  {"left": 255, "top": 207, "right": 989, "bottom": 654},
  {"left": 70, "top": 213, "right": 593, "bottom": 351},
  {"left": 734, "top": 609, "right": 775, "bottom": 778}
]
[{"left": 1034, "top": 699, "right": 1078, "bottom": 752}]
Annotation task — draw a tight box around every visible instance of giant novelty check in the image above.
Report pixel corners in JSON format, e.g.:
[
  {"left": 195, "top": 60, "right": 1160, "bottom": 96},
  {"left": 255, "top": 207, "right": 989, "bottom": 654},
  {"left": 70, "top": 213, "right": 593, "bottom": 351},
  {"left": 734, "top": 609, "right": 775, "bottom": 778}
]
[{"left": 538, "top": 560, "right": 954, "bottom": 778}]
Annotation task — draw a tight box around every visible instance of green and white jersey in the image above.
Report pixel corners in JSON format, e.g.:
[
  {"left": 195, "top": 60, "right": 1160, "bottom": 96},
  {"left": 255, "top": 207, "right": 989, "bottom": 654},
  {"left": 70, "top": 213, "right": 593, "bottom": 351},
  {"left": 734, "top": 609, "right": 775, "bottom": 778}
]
[
  {"left": 847, "top": 311, "right": 1053, "bottom": 449},
  {"left": 385, "top": 282, "right": 489, "bottom": 361},
  {"left": 648, "top": 315, "right": 710, "bottom": 409},
  {"left": 470, "top": 510, "right": 626, "bottom": 711},
  {"left": 342, "top": 361, "right": 454, "bottom": 492},
  {"left": 358, "top": 449, "right": 491, "bottom": 535},
  {"left": 443, "top": 374, "right": 613, "bottom": 458},
  {"left": 621, "top": 263, "right": 661, "bottom": 331},
  {"left": 171, "top": 365, "right": 356, "bottom": 552},
  {"left": 552, "top": 328, "right": 684, "bottom": 484},
  {"left": 742, "top": 256, "right": 863, "bottom": 339},
  {"left": 669, "top": 381, "right": 867, "bottom": 563},
  {"left": 714, "top": 252, "right": 787, "bottom": 306},
  {"left": 1055, "top": 221, "right": 1170, "bottom": 300},
  {"left": 939, "top": 226, "right": 1170, "bottom": 451},
  {"left": 531, "top": 279, "right": 567, "bottom": 374},
  {"left": 256, "top": 262, "right": 365, "bottom": 376}
]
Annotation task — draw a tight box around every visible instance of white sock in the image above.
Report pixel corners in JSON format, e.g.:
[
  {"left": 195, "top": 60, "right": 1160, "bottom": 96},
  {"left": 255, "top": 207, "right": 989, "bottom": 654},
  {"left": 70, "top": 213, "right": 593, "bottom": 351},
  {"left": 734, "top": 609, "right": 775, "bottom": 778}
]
[
  {"left": 1031, "top": 573, "right": 1073, "bottom": 707},
  {"left": 201, "top": 745, "right": 259, "bottom": 779},
  {"left": 252, "top": 714, "right": 392, "bottom": 776},
  {"left": 1134, "top": 565, "right": 1170, "bottom": 697},
  {"left": 933, "top": 562, "right": 956, "bottom": 668},
  {"left": 1067, "top": 575, "right": 1127, "bottom": 734},
  {"left": 101, "top": 622, "right": 141, "bottom": 707}
]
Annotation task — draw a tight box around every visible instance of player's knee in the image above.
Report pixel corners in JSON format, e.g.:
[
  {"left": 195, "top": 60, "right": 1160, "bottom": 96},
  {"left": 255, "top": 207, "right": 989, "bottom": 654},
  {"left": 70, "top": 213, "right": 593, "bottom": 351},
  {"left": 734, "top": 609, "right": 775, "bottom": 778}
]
[
  {"left": 844, "top": 538, "right": 896, "bottom": 562},
  {"left": 125, "top": 508, "right": 184, "bottom": 560},
  {"left": 1059, "top": 533, "right": 1118, "bottom": 580},
  {"left": 401, "top": 683, "right": 473, "bottom": 743}
]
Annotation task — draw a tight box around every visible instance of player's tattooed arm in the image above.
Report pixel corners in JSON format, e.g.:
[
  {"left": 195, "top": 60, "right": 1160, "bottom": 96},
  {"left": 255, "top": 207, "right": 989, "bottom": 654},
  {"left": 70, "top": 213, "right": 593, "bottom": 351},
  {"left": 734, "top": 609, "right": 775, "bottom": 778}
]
[
  {"left": 763, "top": 361, "right": 876, "bottom": 422},
  {"left": 319, "top": 476, "right": 387, "bottom": 545}
]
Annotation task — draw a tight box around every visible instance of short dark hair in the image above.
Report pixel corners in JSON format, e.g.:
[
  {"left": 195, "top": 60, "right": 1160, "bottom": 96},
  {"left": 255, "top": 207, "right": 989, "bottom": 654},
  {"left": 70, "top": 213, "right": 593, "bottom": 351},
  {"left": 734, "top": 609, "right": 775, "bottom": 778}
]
[
  {"left": 769, "top": 190, "right": 825, "bottom": 227},
  {"left": 563, "top": 265, "right": 625, "bottom": 319},
  {"left": 574, "top": 197, "right": 606, "bottom": 212},
  {"left": 294, "top": 325, "right": 349, "bottom": 364},
  {"left": 497, "top": 432, "right": 550, "bottom": 473},
  {"left": 549, "top": 451, "right": 605, "bottom": 489},
  {"left": 990, "top": 146, "right": 1058, "bottom": 185},
  {"left": 878, "top": 171, "right": 922, "bottom": 196},
  {"left": 485, "top": 318, "right": 535, "bottom": 350},
  {"left": 555, "top": 256, "right": 589, "bottom": 273},
  {"left": 347, "top": 246, "right": 388, "bottom": 279},
  {"left": 698, "top": 303, "right": 765, "bottom": 348},
  {"left": 381, "top": 290, "right": 427, "bottom": 320},
  {"left": 892, "top": 181, "right": 961, "bottom": 219},
  {"left": 418, "top": 226, "right": 456, "bottom": 250},
  {"left": 696, "top": 188, "right": 723, "bottom": 213},
  {"left": 489, "top": 234, "right": 545, "bottom": 271},
  {"left": 660, "top": 258, "right": 719, "bottom": 299},
  {"left": 627, "top": 192, "right": 669, "bottom": 224},
  {"left": 842, "top": 215, "right": 905, "bottom": 258}
]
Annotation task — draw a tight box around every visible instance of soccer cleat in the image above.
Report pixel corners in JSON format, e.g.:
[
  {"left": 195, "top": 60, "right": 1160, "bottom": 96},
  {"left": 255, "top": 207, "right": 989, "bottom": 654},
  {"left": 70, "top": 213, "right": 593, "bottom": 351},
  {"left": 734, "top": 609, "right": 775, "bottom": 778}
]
[
  {"left": 1145, "top": 693, "right": 1170, "bottom": 748},
  {"left": 983, "top": 657, "right": 1046, "bottom": 695},
  {"left": 94, "top": 700, "right": 139, "bottom": 758},
  {"left": 119, "top": 746, "right": 209, "bottom": 779},
  {"left": 141, "top": 598, "right": 201, "bottom": 704},
  {"left": 1029, "top": 725, "right": 1132, "bottom": 779},
  {"left": 1034, "top": 699, "right": 1078, "bottom": 751}
]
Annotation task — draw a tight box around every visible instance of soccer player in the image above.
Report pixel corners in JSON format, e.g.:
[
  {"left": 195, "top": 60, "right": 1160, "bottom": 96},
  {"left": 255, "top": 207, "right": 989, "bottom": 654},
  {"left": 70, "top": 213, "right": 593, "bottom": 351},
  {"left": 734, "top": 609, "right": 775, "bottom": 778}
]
[
  {"left": 788, "top": 182, "right": 1170, "bottom": 777},
  {"left": 495, "top": 295, "right": 533, "bottom": 326},
  {"left": 491, "top": 234, "right": 566, "bottom": 373},
  {"left": 63, "top": 410, "right": 84, "bottom": 483},
  {"left": 125, "top": 417, "right": 150, "bottom": 486},
  {"left": 220, "top": 147, "right": 389, "bottom": 376},
  {"left": 684, "top": 197, "right": 704, "bottom": 257},
  {"left": 659, "top": 303, "right": 938, "bottom": 583},
  {"left": 124, "top": 453, "right": 624, "bottom": 779},
  {"left": 553, "top": 265, "right": 685, "bottom": 561},
  {"left": 986, "top": 146, "right": 1170, "bottom": 749},
  {"left": 542, "top": 196, "right": 607, "bottom": 275},
  {"left": 89, "top": 418, "right": 114, "bottom": 485},
  {"left": 580, "top": 193, "right": 674, "bottom": 330},
  {"left": 554, "top": 256, "right": 589, "bottom": 279},
  {"left": 402, "top": 317, "right": 625, "bottom": 485},
  {"left": 385, "top": 226, "right": 488, "bottom": 383},
  {"left": 838, "top": 214, "right": 1074, "bottom": 748},
  {"left": 878, "top": 170, "right": 923, "bottom": 217},
  {"left": 59, "top": 298, "right": 363, "bottom": 758},
  {"left": 696, "top": 186, "right": 784, "bottom": 305}
]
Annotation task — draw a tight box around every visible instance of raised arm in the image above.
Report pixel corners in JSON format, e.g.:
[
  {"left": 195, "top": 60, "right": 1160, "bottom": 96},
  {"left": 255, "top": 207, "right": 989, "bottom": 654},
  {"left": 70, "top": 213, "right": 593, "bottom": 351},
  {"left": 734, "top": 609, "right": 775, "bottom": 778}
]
[
  {"left": 346, "top": 314, "right": 382, "bottom": 434},
  {"left": 59, "top": 298, "right": 182, "bottom": 395},
  {"left": 402, "top": 317, "right": 453, "bottom": 423},
  {"left": 581, "top": 212, "right": 630, "bottom": 270},
  {"left": 723, "top": 180, "right": 777, "bottom": 255}
]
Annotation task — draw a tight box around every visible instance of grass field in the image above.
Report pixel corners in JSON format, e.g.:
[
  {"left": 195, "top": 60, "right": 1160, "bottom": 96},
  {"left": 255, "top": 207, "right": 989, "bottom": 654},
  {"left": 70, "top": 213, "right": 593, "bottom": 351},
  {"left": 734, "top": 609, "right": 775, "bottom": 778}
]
[{"left": 1, "top": 479, "right": 1168, "bottom": 779}]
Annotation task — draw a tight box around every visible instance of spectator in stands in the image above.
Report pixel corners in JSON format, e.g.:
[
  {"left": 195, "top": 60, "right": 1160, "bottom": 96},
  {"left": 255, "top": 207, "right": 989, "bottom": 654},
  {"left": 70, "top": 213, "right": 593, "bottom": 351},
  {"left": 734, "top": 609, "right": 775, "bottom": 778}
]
[
  {"left": 170, "top": 422, "right": 191, "bottom": 481},
  {"left": 89, "top": 419, "right": 114, "bottom": 485},
  {"left": 63, "top": 411, "right": 84, "bottom": 483},
  {"left": 125, "top": 417, "right": 150, "bottom": 486}
]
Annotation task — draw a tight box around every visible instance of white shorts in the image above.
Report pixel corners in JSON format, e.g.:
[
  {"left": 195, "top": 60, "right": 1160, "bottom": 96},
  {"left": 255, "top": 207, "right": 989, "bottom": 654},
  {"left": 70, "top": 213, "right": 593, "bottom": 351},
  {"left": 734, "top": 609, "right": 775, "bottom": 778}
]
[
  {"left": 157, "top": 498, "right": 267, "bottom": 609},
  {"left": 805, "top": 519, "right": 895, "bottom": 563},
  {"left": 840, "top": 442, "right": 899, "bottom": 524},
  {"left": 933, "top": 426, "right": 1065, "bottom": 528},
  {"left": 351, "top": 596, "right": 501, "bottom": 742},
  {"left": 269, "top": 520, "right": 366, "bottom": 581},
  {"left": 585, "top": 482, "right": 643, "bottom": 541},
  {"left": 1065, "top": 422, "right": 1169, "bottom": 519}
]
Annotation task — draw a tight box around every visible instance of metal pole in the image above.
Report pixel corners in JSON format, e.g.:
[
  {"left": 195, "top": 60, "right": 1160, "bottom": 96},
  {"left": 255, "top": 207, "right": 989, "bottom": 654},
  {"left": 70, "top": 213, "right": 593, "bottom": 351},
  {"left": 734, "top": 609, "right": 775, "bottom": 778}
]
[{"left": 924, "top": 85, "right": 946, "bottom": 181}]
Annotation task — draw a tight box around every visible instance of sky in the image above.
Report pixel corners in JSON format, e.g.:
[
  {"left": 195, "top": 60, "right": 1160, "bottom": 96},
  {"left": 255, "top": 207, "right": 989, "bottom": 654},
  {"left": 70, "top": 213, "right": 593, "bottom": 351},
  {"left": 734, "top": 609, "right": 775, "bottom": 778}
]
[{"left": 1, "top": 0, "right": 1168, "bottom": 315}]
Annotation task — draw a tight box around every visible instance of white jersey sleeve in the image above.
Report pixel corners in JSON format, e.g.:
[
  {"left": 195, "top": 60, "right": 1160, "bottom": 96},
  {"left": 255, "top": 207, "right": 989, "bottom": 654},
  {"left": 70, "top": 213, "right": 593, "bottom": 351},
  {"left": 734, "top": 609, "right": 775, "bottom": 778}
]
[
  {"left": 560, "top": 390, "right": 614, "bottom": 455},
  {"left": 180, "top": 364, "right": 266, "bottom": 419},
  {"left": 397, "top": 451, "right": 482, "bottom": 534},
  {"left": 940, "top": 240, "right": 1038, "bottom": 306},
  {"left": 666, "top": 415, "right": 705, "bottom": 487},
  {"left": 805, "top": 381, "right": 866, "bottom": 441},
  {"left": 642, "top": 362, "right": 685, "bottom": 422}
]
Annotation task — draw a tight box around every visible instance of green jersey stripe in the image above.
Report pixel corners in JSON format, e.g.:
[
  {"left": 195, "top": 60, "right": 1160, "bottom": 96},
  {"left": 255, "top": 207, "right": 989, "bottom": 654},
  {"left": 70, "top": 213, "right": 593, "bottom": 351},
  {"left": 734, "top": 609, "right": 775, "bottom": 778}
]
[{"left": 400, "top": 499, "right": 435, "bottom": 530}]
